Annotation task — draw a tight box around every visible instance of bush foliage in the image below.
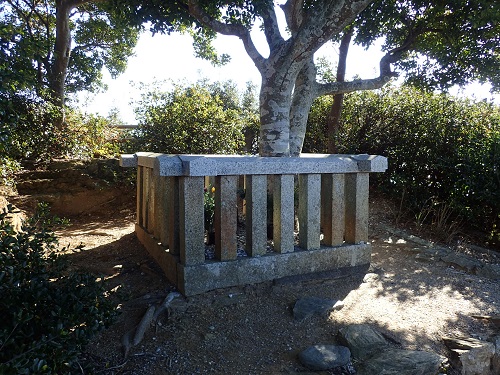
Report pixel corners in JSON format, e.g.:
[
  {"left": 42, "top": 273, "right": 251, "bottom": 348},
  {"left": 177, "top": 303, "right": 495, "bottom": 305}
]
[
  {"left": 0, "top": 92, "right": 124, "bottom": 164},
  {"left": 131, "top": 82, "right": 246, "bottom": 154},
  {"left": 305, "top": 86, "right": 500, "bottom": 245},
  {"left": 0, "top": 93, "right": 63, "bottom": 161},
  {"left": 0, "top": 204, "right": 118, "bottom": 374}
]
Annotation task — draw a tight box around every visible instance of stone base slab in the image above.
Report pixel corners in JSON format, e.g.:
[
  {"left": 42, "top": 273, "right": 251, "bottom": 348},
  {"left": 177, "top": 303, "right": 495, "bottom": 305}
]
[{"left": 135, "top": 224, "right": 371, "bottom": 296}]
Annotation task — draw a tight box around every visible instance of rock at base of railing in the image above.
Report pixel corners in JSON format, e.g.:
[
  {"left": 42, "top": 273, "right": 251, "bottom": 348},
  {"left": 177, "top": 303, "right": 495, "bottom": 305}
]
[{"left": 136, "top": 223, "right": 370, "bottom": 295}]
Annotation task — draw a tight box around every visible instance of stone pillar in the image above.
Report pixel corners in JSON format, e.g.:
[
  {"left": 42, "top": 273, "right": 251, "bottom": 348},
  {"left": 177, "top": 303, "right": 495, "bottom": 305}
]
[
  {"left": 321, "top": 174, "right": 345, "bottom": 246},
  {"left": 215, "top": 175, "right": 238, "bottom": 260},
  {"left": 345, "top": 173, "right": 369, "bottom": 244},
  {"left": 179, "top": 176, "right": 205, "bottom": 265},
  {"left": 137, "top": 165, "right": 144, "bottom": 227},
  {"left": 272, "top": 174, "right": 295, "bottom": 253},
  {"left": 147, "top": 169, "right": 156, "bottom": 235},
  {"left": 245, "top": 174, "right": 267, "bottom": 256},
  {"left": 142, "top": 167, "right": 151, "bottom": 231},
  {"left": 298, "top": 174, "right": 321, "bottom": 250},
  {"left": 166, "top": 177, "right": 180, "bottom": 255},
  {"left": 237, "top": 175, "right": 245, "bottom": 222}
]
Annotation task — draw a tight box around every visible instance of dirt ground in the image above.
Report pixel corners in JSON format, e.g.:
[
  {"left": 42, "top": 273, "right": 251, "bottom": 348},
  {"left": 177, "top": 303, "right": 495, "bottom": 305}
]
[{"left": 6, "top": 167, "right": 500, "bottom": 375}]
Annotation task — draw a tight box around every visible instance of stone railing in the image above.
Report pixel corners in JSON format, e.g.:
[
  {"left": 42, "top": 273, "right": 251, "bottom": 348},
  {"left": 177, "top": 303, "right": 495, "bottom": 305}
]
[{"left": 120, "top": 153, "right": 387, "bottom": 295}]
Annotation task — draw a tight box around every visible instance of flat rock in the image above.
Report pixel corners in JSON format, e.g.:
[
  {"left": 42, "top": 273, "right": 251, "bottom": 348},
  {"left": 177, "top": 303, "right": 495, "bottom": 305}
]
[
  {"left": 298, "top": 344, "right": 351, "bottom": 371},
  {"left": 476, "top": 263, "right": 500, "bottom": 279},
  {"left": 492, "top": 335, "right": 500, "bottom": 374},
  {"left": 440, "top": 253, "right": 483, "bottom": 273},
  {"left": 337, "top": 324, "right": 388, "bottom": 360},
  {"left": 443, "top": 336, "right": 495, "bottom": 375},
  {"left": 293, "top": 297, "right": 339, "bottom": 321},
  {"left": 414, "top": 252, "right": 436, "bottom": 262},
  {"left": 357, "top": 349, "right": 446, "bottom": 375},
  {"left": 470, "top": 314, "right": 500, "bottom": 328}
]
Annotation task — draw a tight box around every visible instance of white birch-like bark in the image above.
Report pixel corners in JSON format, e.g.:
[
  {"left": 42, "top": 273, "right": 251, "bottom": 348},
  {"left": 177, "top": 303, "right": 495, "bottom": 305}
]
[{"left": 289, "top": 58, "right": 317, "bottom": 157}]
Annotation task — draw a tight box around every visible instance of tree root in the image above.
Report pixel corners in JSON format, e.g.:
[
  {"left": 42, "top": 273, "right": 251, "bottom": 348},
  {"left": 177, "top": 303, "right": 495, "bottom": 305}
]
[{"left": 121, "top": 291, "right": 181, "bottom": 359}]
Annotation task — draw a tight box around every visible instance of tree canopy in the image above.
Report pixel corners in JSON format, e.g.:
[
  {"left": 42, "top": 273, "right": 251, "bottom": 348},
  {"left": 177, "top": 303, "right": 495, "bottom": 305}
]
[
  {"left": 116, "top": 0, "right": 498, "bottom": 157},
  {"left": 354, "top": 0, "right": 500, "bottom": 92},
  {"left": 0, "top": 0, "right": 140, "bottom": 106},
  {"left": 3, "top": 0, "right": 497, "bottom": 155}
]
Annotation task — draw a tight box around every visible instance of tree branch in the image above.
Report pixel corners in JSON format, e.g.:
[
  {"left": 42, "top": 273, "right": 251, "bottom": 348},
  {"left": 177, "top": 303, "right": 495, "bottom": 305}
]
[
  {"left": 294, "top": 0, "right": 372, "bottom": 56},
  {"left": 186, "top": 0, "right": 265, "bottom": 71},
  {"left": 260, "top": 0, "right": 284, "bottom": 51},
  {"left": 72, "top": 41, "right": 115, "bottom": 52},
  {"left": 18, "top": 0, "right": 50, "bottom": 30},
  {"left": 67, "top": 0, "right": 105, "bottom": 8},
  {"left": 280, "top": 0, "right": 304, "bottom": 35},
  {"left": 316, "top": 63, "right": 397, "bottom": 97}
]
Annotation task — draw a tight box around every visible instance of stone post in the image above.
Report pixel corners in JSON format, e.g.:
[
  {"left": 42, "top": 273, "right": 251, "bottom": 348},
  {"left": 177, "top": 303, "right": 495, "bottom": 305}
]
[
  {"left": 179, "top": 176, "right": 205, "bottom": 265},
  {"left": 245, "top": 174, "right": 267, "bottom": 256},
  {"left": 345, "top": 173, "right": 369, "bottom": 243},
  {"left": 215, "top": 175, "right": 238, "bottom": 260},
  {"left": 136, "top": 165, "right": 144, "bottom": 227},
  {"left": 321, "top": 174, "right": 345, "bottom": 246},
  {"left": 272, "top": 174, "right": 295, "bottom": 253},
  {"left": 298, "top": 174, "right": 321, "bottom": 250},
  {"left": 142, "top": 167, "right": 151, "bottom": 231}
]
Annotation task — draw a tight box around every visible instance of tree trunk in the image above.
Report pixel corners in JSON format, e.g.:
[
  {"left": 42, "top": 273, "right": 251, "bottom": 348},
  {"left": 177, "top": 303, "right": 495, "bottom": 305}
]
[
  {"left": 51, "top": 0, "right": 72, "bottom": 127},
  {"left": 258, "top": 61, "right": 301, "bottom": 157},
  {"left": 327, "top": 30, "right": 352, "bottom": 153},
  {"left": 289, "top": 58, "right": 317, "bottom": 157}
]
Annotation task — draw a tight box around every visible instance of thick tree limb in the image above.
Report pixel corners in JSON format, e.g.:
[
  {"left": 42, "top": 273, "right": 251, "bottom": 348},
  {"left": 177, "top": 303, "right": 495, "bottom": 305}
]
[
  {"left": 317, "top": 48, "right": 399, "bottom": 97},
  {"left": 327, "top": 29, "right": 353, "bottom": 153},
  {"left": 293, "top": 0, "right": 373, "bottom": 59},
  {"left": 280, "top": 0, "right": 304, "bottom": 35},
  {"left": 289, "top": 57, "right": 317, "bottom": 156},
  {"left": 316, "top": 73, "right": 396, "bottom": 97},
  {"left": 260, "top": 0, "right": 284, "bottom": 51},
  {"left": 187, "top": 0, "right": 265, "bottom": 71}
]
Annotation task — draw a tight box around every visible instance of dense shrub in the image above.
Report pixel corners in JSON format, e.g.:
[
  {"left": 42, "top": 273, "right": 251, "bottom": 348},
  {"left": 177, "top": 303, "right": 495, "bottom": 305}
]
[
  {"left": 305, "top": 86, "right": 500, "bottom": 245},
  {"left": 0, "top": 93, "right": 63, "bottom": 161},
  {"left": 63, "top": 110, "right": 123, "bottom": 159},
  {"left": 131, "top": 82, "right": 245, "bottom": 154},
  {"left": 0, "top": 204, "right": 118, "bottom": 374},
  {"left": 0, "top": 92, "right": 125, "bottom": 165}
]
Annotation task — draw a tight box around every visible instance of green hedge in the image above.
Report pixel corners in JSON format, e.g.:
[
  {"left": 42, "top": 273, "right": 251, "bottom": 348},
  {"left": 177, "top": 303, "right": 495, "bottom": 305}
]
[
  {"left": 131, "top": 83, "right": 245, "bottom": 154},
  {"left": 305, "top": 86, "right": 500, "bottom": 246}
]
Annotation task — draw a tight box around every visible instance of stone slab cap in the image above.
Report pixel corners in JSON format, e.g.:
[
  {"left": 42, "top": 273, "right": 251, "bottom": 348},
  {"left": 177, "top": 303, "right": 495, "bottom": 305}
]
[
  {"left": 154, "top": 154, "right": 183, "bottom": 176},
  {"left": 351, "top": 154, "right": 388, "bottom": 172},
  {"left": 120, "top": 153, "right": 388, "bottom": 175},
  {"left": 119, "top": 154, "right": 138, "bottom": 167},
  {"left": 138, "top": 153, "right": 387, "bottom": 177},
  {"left": 137, "top": 152, "right": 164, "bottom": 169}
]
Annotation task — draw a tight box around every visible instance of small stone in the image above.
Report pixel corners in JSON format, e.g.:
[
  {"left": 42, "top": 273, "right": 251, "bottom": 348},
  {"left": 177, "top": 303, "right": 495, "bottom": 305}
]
[
  {"left": 333, "top": 300, "right": 345, "bottom": 311},
  {"left": 363, "top": 273, "right": 379, "bottom": 283},
  {"left": 337, "top": 324, "right": 388, "bottom": 360},
  {"left": 293, "top": 297, "right": 339, "bottom": 321},
  {"left": 415, "top": 252, "right": 435, "bottom": 262},
  {"left": 204, "top": 333, "right": 216, "bottom": 341},
  {"left": 298, "top": 344, "right": 351, "bottom": 371},
  {"left": 470, "top": 314, "right": 500, "bottom": 328}
]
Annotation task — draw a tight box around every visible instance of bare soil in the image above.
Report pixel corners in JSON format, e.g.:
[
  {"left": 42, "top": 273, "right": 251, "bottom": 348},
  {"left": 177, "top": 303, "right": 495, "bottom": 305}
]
[{"left": 5, "top": 165, "right": 500, "bottom": 374}]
